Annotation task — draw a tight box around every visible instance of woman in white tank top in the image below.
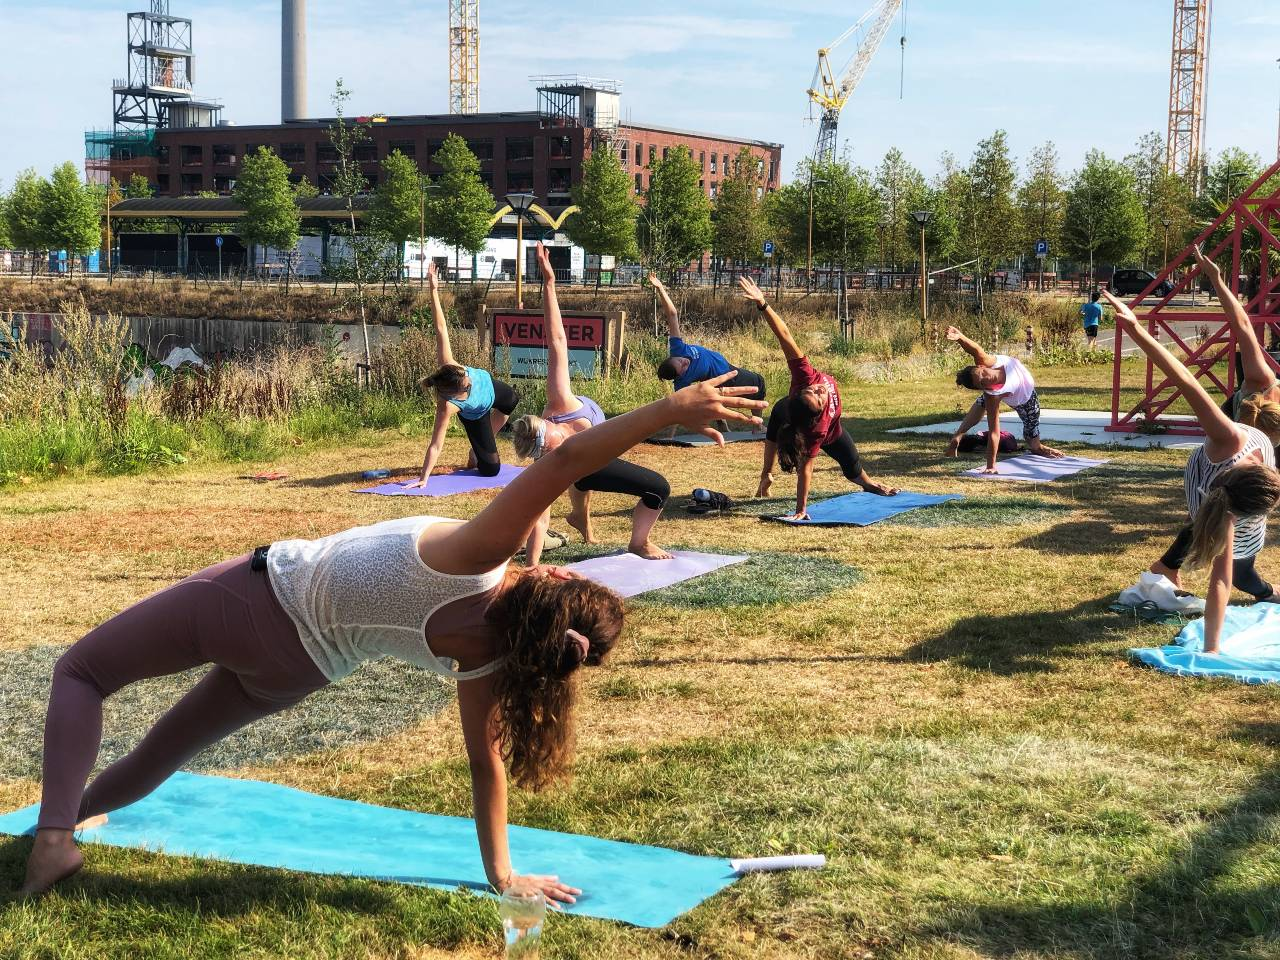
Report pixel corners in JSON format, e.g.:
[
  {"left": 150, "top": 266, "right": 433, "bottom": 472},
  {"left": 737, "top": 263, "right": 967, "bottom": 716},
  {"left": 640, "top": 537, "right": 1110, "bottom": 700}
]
[
  {"left": 1105, "top": 290, "right": 1280, "bottom": 653},
  {"left": 21, "top": 376, "right": 767, "bottom": 900}
]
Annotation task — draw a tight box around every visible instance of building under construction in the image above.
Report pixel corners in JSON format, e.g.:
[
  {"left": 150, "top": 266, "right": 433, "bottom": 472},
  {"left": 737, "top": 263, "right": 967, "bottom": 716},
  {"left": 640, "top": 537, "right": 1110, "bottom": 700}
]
[{"left": 88, "top": 3, "right": 782, "bottom": 206}]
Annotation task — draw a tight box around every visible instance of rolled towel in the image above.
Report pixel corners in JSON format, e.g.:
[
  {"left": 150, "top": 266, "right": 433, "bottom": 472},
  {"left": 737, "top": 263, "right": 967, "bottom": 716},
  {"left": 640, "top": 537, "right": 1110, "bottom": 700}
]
[{"left": 730, "top": 854, "right": 826, "bottom": 874}]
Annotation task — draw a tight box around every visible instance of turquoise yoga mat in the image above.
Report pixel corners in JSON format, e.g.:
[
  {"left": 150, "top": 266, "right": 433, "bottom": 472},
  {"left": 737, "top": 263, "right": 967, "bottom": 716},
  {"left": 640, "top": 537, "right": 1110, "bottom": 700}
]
[
  {"left": 1129, "top": 603, "right": 1280, "bottom": 685},
  {"left": 0, "top": 772, "right": 735, "bottom": 928}
]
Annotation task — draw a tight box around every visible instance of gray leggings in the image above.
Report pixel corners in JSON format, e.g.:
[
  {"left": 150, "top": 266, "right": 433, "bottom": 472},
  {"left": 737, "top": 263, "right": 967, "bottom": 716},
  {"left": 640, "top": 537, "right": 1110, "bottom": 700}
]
[{"left": 36, "top": 555, "right": 328, "bottom": 831}]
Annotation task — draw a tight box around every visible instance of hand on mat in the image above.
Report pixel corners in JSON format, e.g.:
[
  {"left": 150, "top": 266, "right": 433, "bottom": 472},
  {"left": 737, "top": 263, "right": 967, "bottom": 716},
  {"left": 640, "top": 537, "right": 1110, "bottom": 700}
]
[
  {"left": 528, "top": 564, "right": 582, "bottom": 581},
  {"left": 535, "top": 242, "right": 555, "bottom": 284},
  {"left": 736, "top": 276, "right": 767, "bottom": 307},
  {"left": 944, "top": 436, "right": 961, "bottom": 458},
  {"left": 944, "top": 325, "right": 963, "bottom": 341},
  {"left": 402, "top": 477, "right": 430, "bottom": 490},
  {"left": 668, "top": 372, "right": 767, "bottom": 444},
  {"left": 509, "top": 873, "right": 581, "bottom": 908},
  {"left": 426, "top": 260, "right": 440, "bottom": 292}
]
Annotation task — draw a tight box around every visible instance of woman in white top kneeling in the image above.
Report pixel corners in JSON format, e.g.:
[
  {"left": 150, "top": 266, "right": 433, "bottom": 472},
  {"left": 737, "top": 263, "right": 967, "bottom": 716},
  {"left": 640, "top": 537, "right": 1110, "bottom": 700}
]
[
  {"left": 943, "top": 325, "right": 1064, "bottom": 473},
  {"left": 20, "top": 375, "right": 766, "bottom": 899}
]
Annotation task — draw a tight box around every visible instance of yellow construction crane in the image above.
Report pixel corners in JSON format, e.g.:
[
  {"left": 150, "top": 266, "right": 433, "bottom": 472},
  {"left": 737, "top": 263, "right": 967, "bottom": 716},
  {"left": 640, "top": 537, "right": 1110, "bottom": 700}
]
[
  {"left": 807, "top": 0, "right": 904, "bottom": 162},
  {"left": 449, "top": 0, "right": 479, "bottom": 115}
]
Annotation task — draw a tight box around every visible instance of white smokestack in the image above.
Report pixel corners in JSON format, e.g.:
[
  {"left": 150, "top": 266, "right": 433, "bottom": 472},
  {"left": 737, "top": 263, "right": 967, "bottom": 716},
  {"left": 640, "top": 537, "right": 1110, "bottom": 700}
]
[{"left": 282, "top": 0, "right": 307, "bottom": 121}]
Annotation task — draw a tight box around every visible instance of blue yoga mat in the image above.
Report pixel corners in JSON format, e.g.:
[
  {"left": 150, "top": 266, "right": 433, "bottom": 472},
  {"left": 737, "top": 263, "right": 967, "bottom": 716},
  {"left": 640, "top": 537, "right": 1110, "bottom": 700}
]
[
  {"left": 0, "top": 772, "right": 735, "bottom": 927},
  {"left": 764, "top": 490, "right": 963, "bottom": 526},
  {"left": 1129, "top": 603, "right": 1280, "bottom": 684},
  {"left": 357, "top": 464, "right": 524, "bottom": 498}
]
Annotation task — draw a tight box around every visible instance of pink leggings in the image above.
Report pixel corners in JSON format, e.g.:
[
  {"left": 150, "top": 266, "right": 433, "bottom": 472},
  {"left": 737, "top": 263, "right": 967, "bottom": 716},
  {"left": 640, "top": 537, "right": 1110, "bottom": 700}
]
[{"left": 37, "top": 554, "right": 329, "bottom": 831}]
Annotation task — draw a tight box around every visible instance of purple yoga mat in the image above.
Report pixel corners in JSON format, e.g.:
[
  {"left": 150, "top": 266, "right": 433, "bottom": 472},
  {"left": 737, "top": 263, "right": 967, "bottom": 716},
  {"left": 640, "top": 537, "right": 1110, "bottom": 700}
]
[
  {"left": 565, "top": 550, "right": 748, "bottom": 598},
  {"left": 356, "top": 464, "right": 525, "bottom": 497}
]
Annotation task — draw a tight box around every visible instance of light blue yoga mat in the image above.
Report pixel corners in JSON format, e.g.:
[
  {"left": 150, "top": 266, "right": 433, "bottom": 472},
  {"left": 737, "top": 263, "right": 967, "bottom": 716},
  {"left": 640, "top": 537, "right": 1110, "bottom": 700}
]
[
  {"left": 1129, "top": 603, "right": 1280, "bottom": 685},
  {"left": 765, "top": 490, "right": 963, "bottom": 526},
  {"left": 0, "top": 772, "right": 735, "bottom": 927},
  {"left": 357, "top": 464, "right": 524, "bottom": 497}
]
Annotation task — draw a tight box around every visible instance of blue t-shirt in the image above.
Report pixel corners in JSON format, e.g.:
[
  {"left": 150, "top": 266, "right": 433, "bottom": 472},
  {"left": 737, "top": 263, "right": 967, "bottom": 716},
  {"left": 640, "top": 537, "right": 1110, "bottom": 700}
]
[
  {"left": 1080, "top": 302, "right": 1103, "bottom": 329},
  {"left": 446, "top": 367, "right": 495, "bottom": 421},
  {"left": 668, "top": 337, "right": 733, "bottom": 390}
]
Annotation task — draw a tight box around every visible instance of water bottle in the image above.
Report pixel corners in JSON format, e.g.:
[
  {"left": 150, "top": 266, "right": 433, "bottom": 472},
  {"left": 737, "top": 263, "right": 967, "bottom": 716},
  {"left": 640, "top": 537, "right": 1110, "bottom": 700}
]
[
  {"left": 692, "top": 487, "right": 712, "bottom": 504},
  {"left": 499, "top": 885, "right": 545, "bottom": 958}
]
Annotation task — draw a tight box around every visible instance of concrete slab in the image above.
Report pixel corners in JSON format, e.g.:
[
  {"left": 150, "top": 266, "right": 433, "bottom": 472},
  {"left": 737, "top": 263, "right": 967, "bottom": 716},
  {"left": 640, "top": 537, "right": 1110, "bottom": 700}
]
[{"left": 889, "top": 409, "right": 1203, "bottom": 450}]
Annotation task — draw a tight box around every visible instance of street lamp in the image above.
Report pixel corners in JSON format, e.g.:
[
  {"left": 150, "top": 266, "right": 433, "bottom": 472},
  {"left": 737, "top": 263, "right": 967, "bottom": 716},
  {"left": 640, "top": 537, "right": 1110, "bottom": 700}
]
[
  {"left": 910, "top": 209, "right": 933, "bottom": 336},
  {"left": 506, "top": 192, "right": 537, "bottom": 308}
]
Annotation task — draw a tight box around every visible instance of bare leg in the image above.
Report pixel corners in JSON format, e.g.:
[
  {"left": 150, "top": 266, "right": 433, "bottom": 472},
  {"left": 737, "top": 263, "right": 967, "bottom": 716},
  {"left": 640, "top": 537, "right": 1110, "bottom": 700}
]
[
  {"left": 628, "top": 503, "right": 672, "bottom": 560},
  {"left": 566, "top": 487, "right": 596, "bottom": 543},
  {"left": 758, "top": 440, "right": 778, "bottom": 498}
]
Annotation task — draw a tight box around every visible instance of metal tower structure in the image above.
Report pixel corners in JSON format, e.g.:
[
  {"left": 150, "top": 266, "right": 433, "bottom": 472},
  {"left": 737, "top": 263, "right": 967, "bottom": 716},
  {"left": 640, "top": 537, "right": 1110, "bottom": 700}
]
[
  {"left": 114, "top": 0, "right": 197, "bottom": 134},
  {"left": 1166, "top": 0, "right": 1212, "bottom": 188},
  {"left": 806, "top": 0, "right": 902, "bottom": 163},
  {"left": 449, "top": 0, "right": 479, "bottom": 115}
]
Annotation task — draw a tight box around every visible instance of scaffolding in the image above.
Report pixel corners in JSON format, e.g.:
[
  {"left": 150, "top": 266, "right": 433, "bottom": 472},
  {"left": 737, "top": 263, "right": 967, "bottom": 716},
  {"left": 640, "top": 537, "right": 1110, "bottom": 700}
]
[
  {"left": 449, "top": 0, "right": 479, "bottom": 115},
  {"left": 84, "top": 129, "right": 158, "bottom": 186},
  {"left": 532, "top": 76, "right": 621, "bottom": 131},
  {"left": 1167, "top": 0, "right": 1212, "bottom": 189}
]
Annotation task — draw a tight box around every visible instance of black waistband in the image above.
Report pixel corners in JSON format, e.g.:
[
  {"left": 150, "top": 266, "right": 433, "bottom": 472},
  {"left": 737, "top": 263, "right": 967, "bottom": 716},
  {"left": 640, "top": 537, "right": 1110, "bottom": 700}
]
[{"left": 250, "top": 545, "right": 270, "bottom": 572}]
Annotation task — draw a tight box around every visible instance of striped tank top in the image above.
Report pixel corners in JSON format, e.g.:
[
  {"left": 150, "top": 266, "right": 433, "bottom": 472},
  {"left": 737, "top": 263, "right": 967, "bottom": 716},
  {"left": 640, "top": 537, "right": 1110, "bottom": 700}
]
[{"left": 1184, "top": 424, "right": 1276, "bottom": 559}]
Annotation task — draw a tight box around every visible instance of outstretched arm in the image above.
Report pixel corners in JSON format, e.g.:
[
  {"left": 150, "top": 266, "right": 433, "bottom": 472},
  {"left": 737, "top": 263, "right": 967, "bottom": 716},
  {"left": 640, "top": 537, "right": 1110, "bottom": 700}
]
[
  {"left": 1193, "top": 245, "right": 1275, "bottom": 394},
  {"left": 1202, "top": 524, "right": 1234, "bottom": 654},
  {"left": 738, "top": 276, "right": 802, "bottom": 361},
  {"left": 445, "top": 375, "right": 767, "bottom": 571},
  {"left": 537, "top": 244, "right": 577, "bottom": 412},
  {"left": 457, "top": 674, "right": 579, "bottom": 905},
  {"left": 1102, "top": 289, "right": 1241, "bottom": 458},
  {"left": 945, "top": 326, "right": 996, "bottom": 367},
  {"left": 403, "top": 399, "right": 453, "bottom": 488},
  {"left": 427, "top": 262, "right": 455, "bottom": 368},
  {"left": 649, "top": 273, "right": 682, "bottom": 339}
]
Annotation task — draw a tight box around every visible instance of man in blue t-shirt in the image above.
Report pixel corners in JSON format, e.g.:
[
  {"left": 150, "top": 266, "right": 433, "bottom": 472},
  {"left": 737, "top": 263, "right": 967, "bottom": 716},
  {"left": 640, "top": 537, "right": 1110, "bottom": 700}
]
[
  {"left": 651, "top": 273, "right": 766, "bottom": 401},
  {"left": 1080, "top": 290, "right": 1104, "bottom": 350}
]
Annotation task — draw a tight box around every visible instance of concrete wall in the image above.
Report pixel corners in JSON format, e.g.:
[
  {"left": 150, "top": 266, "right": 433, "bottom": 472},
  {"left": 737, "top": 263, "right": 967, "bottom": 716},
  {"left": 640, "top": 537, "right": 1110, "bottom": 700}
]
[{"left": 10, "top": 311, "right": 402, "bottom": 365}]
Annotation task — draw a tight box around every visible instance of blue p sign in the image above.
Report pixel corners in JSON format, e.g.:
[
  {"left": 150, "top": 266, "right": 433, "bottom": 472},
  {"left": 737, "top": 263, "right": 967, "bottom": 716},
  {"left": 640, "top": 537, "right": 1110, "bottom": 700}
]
[
  {"left": 763, "top": 240, "right": 775, "bottom": 256},
  {"left": 1035, "top": 239, "right": 1048, "bottom": 256},
  {"left": 215, "top": 235, "right": 224, "bottom": 248}
]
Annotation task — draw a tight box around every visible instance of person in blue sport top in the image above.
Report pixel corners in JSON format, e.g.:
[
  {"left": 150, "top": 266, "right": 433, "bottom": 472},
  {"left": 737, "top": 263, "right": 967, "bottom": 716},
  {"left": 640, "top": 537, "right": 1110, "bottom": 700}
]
[
  {"left": 1080, "top": 290, "right": 1104, "bottom": 350},
  {"left": 651, "top": 273, "right": 766, "bottom": 402},
  {"left": 404, "top": 262, "right": 522, "bottom": 489}
]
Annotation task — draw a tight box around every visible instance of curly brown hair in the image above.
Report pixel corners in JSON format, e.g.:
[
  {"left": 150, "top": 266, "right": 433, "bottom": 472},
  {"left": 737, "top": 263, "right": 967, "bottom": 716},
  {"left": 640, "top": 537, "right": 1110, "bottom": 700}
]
[{"left": 486, "top": 572, "right": 625, "bottom": 790}]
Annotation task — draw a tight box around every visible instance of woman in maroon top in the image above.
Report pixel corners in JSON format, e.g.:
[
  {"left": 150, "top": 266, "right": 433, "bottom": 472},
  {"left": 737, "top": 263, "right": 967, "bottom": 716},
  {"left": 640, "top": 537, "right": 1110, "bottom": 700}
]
[{"left": 738, "top": 277, "right": 899, "bottom": 521}]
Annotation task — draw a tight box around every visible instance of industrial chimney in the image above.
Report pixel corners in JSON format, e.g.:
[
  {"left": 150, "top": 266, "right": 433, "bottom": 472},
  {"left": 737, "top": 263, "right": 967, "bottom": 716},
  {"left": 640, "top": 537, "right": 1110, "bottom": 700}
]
[{"left": 282, "top": 0, "right": 307, "bottom": 121}]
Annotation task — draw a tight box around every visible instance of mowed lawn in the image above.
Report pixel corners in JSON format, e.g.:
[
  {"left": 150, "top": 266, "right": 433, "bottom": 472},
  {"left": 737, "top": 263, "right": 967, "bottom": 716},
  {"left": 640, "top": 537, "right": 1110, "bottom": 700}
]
[{"left": 0, "top": 362, "right": 1277, "bottom": 960}]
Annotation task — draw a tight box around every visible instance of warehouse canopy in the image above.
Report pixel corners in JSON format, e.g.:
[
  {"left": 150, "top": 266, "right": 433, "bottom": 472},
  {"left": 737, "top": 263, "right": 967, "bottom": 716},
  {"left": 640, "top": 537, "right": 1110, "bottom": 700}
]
[{"left": 110, "top": 196, "right": 371, "bottom": 220}]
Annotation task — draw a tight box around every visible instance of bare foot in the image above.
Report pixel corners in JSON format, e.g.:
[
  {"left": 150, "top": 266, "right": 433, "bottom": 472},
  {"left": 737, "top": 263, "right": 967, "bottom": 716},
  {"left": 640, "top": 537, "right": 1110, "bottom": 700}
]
[
  {"left": 630, "top": 540, "right": 673, "bottom": 560},
  {"left": 76, "top": 814, "right": 108, "bottom": 831},
  {"left": 1030, "top": 443, "right": 1065, "bottom": 459},
  {"left": 566, "top": 510, "right": 597, "bottom": 543},
  {"left": 756, "top": 474, "right": 773, "bottom": 498},
  {"left": 20, "top": 830, "right": 83, "bottom": 896},
  {"left": 465, "top": 450, "right": 478, "bottom": 470},
  {"left": 1150, "top": 560, "right": 1183, "bottom": 591},
  {"left": 861, "top": 481, "right": 899, "bottom": 496}
]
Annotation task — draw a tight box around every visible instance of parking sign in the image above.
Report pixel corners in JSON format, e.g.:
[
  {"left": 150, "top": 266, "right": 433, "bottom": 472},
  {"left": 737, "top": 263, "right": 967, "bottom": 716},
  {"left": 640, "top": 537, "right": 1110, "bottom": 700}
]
[
  {"left": 763, "top": 240, "right": 775, "bottom": 258},
  {"left": 1035, "top": 239, "right": 1048, "bottom": 257}
]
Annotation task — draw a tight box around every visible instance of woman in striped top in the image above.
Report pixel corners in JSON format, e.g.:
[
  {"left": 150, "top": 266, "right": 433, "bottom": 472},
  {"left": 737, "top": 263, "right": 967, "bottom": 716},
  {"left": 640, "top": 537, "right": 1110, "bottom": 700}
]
[{"left": 1104, "top": 289, "right": 1280, "bottom": 652}]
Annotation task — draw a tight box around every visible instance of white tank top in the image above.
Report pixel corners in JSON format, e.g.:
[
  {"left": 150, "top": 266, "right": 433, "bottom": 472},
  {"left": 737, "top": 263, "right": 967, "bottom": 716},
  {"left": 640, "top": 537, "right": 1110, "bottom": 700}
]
[{"left": 266, "top": 515, "right": 508, "bottom": 682}]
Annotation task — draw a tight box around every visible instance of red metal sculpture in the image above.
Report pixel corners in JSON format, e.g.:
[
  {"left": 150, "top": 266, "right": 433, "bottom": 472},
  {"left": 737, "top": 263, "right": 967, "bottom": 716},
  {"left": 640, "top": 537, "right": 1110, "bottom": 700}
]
[{"left": 1109, "top": 159, "right": 1280, "bottom": 436}]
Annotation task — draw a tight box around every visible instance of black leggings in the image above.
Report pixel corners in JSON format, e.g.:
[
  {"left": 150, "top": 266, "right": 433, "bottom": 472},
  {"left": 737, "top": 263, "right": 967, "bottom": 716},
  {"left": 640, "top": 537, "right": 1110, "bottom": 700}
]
[
  {"left": 459, "top": 379, "right": 520, "bottom": 477},
  {"left": 1159, "top": 524, "right": 1274, "bottom": 600},
  {"left": 725, "top": 368, "right": 766, "bottom": 403},
  {"left": 574, "top": 458, "right": 670, "bottom": 510},
  {"left": 764, "top": 398, "right": 864, "bottom": 483}
]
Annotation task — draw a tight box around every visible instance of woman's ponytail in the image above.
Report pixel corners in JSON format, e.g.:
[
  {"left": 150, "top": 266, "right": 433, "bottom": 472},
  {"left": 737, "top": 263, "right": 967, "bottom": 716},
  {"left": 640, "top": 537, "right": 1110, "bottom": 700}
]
[
  {"left": 1239, "top": 394, "right": 1280, "bottom": 446},
  {"left": 1187, "top": 463, "right": 1280, "bottom": 568},
  {"left": 1187, "top": 487, "right": 1233, "bottom": 569}
]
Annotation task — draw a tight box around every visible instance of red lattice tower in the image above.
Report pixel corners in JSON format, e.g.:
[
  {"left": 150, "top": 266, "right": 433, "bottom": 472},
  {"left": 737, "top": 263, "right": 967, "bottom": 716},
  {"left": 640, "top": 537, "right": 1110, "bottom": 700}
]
[{"left": 1109, "top": 159, "right": 1280, "bottom": 437}]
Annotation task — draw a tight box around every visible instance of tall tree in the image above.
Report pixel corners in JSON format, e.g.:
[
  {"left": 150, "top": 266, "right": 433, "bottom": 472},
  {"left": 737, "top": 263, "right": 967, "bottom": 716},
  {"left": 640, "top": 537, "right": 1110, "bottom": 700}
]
[
  {"left": 874, "top": 147, "right": 926, "bottom": 269},
  {"left": 1017, "top": 141, "right": 1065, "bottom": 264},
  {"left": 41, "top": 162, "right": 100, "bottom": 278},
  {"left": 5, "top": 169, "right": 49, "bottom": 278},
  {"left": 370, "top": 148, "right": 428, "bottom": 282},
  {"left": 638, "top": 145, "right": 712, "bottom": 275},
  {"left": 328, "top": 79, "right": 375, "bottom": 362},
  {"left": 959, "top": 131, "right": 1021, "bottom": 269},
  {"left": 566, "top": 144, "right": 638, "bottom": 288},
  {"left": 427, "top": 133, "right": 493, "bottom": 283},
  {"left": 713, "top": 146, "right": 765, "bottom": 278},
  {"left": 0, "top": 182, "right": 9, "bottom": 249},
  {"left": 234, "top": 146, "right": 302, "bottom": 285},
  {"left": 1062, "top": 150, "right": 1144, "bottom": 283}
]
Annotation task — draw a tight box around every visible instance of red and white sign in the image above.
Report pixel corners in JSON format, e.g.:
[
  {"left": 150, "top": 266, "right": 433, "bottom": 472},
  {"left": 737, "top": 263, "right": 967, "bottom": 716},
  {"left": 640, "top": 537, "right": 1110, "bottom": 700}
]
[{"left": 491, "top": 313, "right": 605, "bottom": 350}]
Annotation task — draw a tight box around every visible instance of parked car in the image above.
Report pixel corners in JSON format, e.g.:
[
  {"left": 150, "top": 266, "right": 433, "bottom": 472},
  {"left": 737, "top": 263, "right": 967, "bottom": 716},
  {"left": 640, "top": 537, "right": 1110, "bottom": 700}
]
[{"left": 1109, "top": 268, "right": 1174, "bottom": 297}]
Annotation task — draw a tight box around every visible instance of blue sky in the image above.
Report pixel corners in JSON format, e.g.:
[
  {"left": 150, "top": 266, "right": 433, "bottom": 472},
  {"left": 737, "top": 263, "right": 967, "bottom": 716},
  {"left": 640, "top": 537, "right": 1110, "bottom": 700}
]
[{"left": 2, "top": 0, "right": 1277, "bottom": 190}]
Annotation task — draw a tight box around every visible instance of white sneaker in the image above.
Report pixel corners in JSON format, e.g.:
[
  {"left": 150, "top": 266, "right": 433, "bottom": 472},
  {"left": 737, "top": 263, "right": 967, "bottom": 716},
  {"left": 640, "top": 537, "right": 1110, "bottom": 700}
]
[{"left": 1122, "top": 572, "right": 1206, "bottom": 614}]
